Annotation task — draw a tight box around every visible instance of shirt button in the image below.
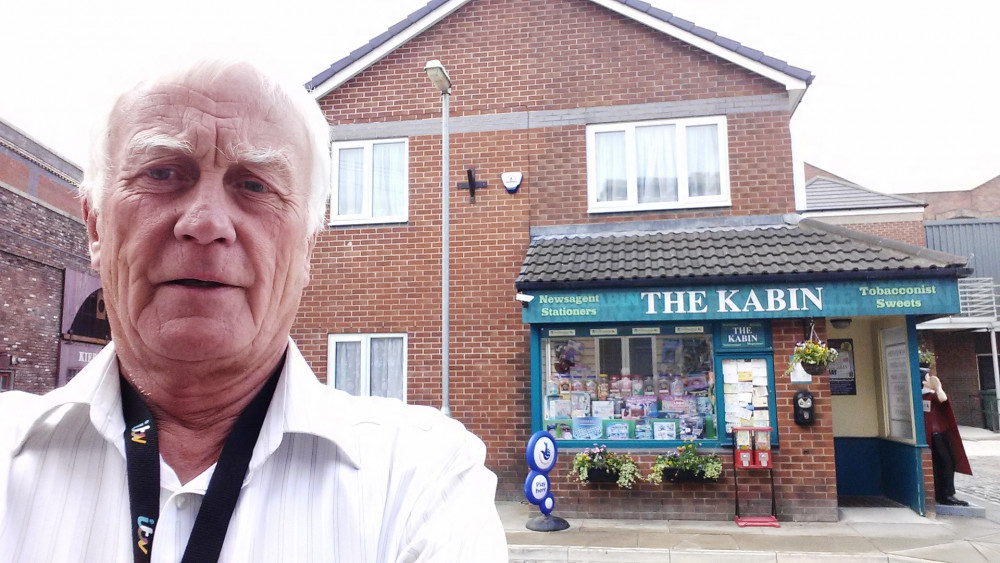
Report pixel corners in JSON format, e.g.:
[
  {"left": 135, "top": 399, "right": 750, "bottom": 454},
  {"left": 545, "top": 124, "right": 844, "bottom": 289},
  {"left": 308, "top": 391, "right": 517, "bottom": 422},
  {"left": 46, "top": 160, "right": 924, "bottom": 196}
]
[{"left": 176, "top": 496, "right": 188, "bottom": 509}]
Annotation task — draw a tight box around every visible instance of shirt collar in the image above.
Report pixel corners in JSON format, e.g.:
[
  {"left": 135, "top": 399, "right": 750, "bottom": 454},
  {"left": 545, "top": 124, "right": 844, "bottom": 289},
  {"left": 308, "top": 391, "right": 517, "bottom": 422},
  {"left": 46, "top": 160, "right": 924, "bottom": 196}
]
[
  {"left": 10, "top": 342, "right": 123, "bottom": 457},
  {"left": 12, "top": 339, "right": 362, "bottom": 470},
  {"left": 253, "top": 339, "right": 362, "bottom": 470}
]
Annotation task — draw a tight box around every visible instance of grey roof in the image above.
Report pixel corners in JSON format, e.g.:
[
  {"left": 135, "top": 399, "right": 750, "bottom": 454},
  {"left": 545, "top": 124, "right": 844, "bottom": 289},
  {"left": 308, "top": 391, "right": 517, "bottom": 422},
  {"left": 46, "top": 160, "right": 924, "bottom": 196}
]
[
  {"left": 305, "top": 0, "right": 814, "bottom": 91},
  {"left": 515, "top": 216, "right": 968, "bottom": 289},
  {"left": 806, "top": 176, "right": 925, "bottom": 212}
]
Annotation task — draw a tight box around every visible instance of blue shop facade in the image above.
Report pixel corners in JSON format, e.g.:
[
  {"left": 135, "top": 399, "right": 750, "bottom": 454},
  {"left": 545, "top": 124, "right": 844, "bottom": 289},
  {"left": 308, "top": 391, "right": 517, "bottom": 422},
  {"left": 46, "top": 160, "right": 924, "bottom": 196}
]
[{"left": 516, "top": 218, "right": 969, "bottom": 517}]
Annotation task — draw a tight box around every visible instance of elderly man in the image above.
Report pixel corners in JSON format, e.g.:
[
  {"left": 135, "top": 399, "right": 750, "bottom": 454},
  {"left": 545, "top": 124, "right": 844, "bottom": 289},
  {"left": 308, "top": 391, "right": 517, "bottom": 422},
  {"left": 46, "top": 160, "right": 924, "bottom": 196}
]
[{"left": 0, "top": 61, "right": 508, "bottom": 562}]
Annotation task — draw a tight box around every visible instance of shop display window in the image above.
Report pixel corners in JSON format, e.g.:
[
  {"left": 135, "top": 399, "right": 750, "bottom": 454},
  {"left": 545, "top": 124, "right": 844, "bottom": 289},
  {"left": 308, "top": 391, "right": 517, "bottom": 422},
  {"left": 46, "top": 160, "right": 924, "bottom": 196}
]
[{"left": 541, "top": 325, "right": 718, "bottom": 443}]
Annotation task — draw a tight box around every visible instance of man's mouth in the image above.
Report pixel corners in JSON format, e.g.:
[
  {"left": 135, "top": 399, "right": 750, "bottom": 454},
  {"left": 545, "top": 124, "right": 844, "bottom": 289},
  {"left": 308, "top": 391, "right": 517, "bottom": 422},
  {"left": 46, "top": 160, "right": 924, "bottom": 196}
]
[{"left": 169, "top": 279, "right": 228, "bottom": 288}]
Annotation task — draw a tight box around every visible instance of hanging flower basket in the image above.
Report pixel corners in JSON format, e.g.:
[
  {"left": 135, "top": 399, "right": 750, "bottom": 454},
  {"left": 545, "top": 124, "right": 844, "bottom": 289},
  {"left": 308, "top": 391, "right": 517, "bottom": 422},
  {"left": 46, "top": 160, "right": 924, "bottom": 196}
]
[
  {"left": 800, "top": 361, "right": 828, "bottom": 376},
  {"left": 786, "top": 339, "right": 838, "bottom": 376}
]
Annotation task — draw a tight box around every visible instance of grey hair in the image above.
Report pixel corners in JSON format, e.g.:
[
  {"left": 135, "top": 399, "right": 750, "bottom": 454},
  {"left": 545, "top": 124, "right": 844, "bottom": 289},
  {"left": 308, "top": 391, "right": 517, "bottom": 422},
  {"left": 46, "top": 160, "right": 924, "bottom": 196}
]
[{"left": 79, "top": 60, "right": 332, "bottom": 234}]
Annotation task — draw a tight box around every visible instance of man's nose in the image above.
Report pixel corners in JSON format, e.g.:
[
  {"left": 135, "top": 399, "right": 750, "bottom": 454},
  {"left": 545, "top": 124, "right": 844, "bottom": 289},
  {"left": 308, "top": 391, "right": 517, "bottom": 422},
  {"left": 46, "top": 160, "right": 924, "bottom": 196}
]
[{"left": 173, "top": 175, "right": 237, "bottom": 244}]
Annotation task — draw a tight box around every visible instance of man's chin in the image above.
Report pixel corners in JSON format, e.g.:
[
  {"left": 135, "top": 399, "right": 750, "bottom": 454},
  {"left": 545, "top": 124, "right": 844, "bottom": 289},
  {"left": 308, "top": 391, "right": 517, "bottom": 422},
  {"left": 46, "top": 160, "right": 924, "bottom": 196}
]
[{"left": 139, "top": 319, "right": 256, "bottom": 364}]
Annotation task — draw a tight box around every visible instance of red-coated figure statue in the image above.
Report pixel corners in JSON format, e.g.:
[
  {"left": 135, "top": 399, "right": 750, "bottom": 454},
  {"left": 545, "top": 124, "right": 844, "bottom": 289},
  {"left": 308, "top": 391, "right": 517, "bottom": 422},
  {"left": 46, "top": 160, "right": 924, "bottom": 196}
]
[{"left": 922, "top": 368, "right": 972, "bottom": 506}]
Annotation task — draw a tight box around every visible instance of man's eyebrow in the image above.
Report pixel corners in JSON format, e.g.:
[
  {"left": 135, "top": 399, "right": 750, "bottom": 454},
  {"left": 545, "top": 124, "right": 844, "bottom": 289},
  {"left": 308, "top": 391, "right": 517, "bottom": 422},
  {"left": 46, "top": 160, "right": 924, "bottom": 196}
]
[
  {"left": 222, "top": 143, "right": 293, "bottom": 177},
  {"left": 125, "top": 132, "right": 194, "bottom": 160}
]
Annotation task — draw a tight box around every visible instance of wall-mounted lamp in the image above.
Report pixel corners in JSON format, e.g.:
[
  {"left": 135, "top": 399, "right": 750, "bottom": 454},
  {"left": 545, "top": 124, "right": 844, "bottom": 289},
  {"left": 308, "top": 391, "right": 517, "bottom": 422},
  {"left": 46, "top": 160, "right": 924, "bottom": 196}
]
[{"left": 830, "top": 318, "right": 852, "bottom": 329}]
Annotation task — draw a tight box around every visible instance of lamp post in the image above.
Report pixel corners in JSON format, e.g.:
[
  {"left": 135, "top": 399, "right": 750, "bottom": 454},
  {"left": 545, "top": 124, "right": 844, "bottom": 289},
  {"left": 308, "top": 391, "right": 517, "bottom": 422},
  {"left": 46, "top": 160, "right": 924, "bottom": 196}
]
[{"left": 424, "top": 59, "right": 452, "bottom": 417}]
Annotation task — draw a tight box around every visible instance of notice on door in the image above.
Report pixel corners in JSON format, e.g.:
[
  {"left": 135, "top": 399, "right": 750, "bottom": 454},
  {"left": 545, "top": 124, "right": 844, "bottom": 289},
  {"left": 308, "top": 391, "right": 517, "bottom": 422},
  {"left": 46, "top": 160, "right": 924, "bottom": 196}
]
[{"left": 828, "top": 339, "right": 856, "bottom": 396}]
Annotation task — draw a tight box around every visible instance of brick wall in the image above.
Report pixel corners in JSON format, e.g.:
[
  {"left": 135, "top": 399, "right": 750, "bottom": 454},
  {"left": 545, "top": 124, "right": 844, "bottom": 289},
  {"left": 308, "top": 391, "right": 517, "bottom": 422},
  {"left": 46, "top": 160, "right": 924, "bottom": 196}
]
[
  {"left": 923, "top": 333, "right": 981, "bottom": 426},
  {"left": 907, "top": 175, "right": 1000, "bottom": 220},
  {"left": 302, "top": 0, "right": 821, "bottom": 519},
  {"left": 318, "top": 0, "right": 784, "bottom": 124},
  {"left": 0, "top": 127, "right": 83, "bottom": 219},
  {"left": 842, "top": 220, "right": 927, "bottom": 247},
  {"left": 0, "top": 186, "right": 90, "bottom": 393}
]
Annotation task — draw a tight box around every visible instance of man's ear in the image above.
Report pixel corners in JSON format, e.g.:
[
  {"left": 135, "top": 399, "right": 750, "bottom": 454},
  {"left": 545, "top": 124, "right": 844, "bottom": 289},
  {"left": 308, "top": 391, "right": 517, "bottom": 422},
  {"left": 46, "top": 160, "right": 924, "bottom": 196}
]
[{"left": 82, "top": 197, "right": 101, "bottom": 271}]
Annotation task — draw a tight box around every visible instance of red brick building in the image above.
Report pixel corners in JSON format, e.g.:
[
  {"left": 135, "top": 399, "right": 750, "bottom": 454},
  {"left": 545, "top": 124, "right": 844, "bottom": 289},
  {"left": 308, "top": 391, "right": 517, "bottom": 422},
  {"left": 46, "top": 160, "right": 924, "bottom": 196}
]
[
  {"left": 0, "top": 118, "right": 106, "bottom": 393},
  {"left": 298, "top": 0, "right": 968, "bottom": 521}
]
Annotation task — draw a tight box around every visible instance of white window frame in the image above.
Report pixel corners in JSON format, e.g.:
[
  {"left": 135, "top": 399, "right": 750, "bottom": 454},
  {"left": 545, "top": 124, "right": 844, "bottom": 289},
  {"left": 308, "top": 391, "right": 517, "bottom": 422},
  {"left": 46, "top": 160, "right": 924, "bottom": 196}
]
[
  {"left": 327, "top": 333, "right": 408, "bottom": 400},
  {"left": 586, "top": 115, "right": 730, "bottom": 213},
  {"left": 330, "top": 138, "right": 409, "bottom": 225}
]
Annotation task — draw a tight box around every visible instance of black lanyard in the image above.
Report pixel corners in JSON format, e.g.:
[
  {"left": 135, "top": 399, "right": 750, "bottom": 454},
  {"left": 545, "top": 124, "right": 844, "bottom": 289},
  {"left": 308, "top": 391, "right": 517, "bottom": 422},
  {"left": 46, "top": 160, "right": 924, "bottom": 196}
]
[{"left": 121, "top": 361, "right": 282, "bottom": 563}]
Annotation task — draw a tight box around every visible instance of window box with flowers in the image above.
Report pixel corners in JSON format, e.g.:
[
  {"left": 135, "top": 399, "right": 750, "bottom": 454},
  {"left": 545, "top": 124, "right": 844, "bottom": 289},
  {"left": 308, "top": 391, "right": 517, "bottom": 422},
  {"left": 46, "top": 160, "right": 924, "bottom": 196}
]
[
  {"left": 569, "top": 444, "right": 642, "bottom": 489},
  {"left": 647, "top": 442, "right": 723, "bottom": 484},
  {"left": 786, "top": 339, "right": 839, "bottom": 376}
]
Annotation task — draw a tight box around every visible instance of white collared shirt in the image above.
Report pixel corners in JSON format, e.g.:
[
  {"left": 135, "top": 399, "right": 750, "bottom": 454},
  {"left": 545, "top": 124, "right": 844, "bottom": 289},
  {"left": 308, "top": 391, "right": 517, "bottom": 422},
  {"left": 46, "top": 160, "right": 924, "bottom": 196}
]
[{"left": 0, "top": 341, "right": 508, "bottom": 562}]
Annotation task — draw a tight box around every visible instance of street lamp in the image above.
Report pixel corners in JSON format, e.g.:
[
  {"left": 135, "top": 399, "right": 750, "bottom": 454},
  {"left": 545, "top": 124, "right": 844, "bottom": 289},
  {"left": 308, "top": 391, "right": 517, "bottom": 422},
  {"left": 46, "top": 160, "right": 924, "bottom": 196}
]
[{"left": 424, "top": 59, "right": 452, "bottom": 417}]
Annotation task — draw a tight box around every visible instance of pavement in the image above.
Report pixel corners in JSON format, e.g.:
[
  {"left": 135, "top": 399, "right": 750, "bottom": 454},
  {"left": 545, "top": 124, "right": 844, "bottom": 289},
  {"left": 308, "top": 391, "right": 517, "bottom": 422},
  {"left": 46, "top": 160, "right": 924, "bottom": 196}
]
[{"left": 501, "top": 426, "right": 1000, "bottom": 562}]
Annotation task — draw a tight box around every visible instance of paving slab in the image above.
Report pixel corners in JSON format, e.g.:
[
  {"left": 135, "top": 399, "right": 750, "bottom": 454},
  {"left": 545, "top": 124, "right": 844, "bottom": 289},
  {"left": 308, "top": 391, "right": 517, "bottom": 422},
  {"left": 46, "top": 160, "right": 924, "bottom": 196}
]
[
  {"left": 669, "top": 550, "right": 777, "bottom": 563},
  {"left": 889, "top": 539, "right": 995, "bottom": 562},
  {"left": 777, "top": 555, "right": 887, "bottom": 563},
  {"left": 844, "top": 521, "right": 955, "bottom": 540},
  {"left": 735, "top": 533, "right": 880, "bottom": 555}
]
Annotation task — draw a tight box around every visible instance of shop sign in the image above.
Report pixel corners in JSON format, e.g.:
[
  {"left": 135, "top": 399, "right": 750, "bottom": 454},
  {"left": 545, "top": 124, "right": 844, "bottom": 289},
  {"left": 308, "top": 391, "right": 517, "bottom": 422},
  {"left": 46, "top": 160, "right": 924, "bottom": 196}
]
[
  {"left": 719, "top": 322, "right": 770, "bottom": 350},
  {"left": 522, "top": 279, "right": 959, "bottom": 324}
]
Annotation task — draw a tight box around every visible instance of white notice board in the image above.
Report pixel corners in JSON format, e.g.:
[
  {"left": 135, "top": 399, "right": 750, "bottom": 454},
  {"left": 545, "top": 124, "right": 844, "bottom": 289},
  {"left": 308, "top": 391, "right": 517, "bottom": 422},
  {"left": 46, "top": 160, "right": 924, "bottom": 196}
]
[{"left": 881, "top": 327, "right": 914, "bottom": 441}]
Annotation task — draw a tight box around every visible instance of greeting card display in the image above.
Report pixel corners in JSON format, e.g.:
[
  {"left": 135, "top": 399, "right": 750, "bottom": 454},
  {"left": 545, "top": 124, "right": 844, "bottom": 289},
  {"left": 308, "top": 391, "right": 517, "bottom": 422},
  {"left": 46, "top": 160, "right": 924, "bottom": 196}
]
[
  {"left": 653, "top": 419, "right": 678, "bottom": 440},
  {"left": 591, "top": 400, "right": 614, "bottom": 419},
  {"left": 544, "top": 419, "right": 573, "bottom": 439},
  {"left": 570, "top": 391, "right": 591, "bottom": 418},
  {"left": 603, "top": 419, "right": 634, "bottom": 440},
  {"left": 571, "top": 416, "right": 603, "bottom": 440},
  {"left": 548, "top": 398, "right": 571, "bottom": 419},
  {"left": 624, "top": 395, "right": 657, "bottom": 419}
]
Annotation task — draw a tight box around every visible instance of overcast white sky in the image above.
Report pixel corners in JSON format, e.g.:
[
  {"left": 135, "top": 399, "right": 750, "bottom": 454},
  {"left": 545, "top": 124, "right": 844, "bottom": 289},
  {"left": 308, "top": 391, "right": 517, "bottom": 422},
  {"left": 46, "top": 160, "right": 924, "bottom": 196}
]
[{"left": 2, "top": 0, "right": 997, "bottom": 194}]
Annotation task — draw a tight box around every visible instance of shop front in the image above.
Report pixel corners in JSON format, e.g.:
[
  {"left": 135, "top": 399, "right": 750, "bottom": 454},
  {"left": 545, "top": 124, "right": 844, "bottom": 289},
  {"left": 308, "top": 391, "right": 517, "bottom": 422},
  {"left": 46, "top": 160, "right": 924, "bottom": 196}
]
[{"left": 516, "top": 221, "right": 968, "bottom": 521}]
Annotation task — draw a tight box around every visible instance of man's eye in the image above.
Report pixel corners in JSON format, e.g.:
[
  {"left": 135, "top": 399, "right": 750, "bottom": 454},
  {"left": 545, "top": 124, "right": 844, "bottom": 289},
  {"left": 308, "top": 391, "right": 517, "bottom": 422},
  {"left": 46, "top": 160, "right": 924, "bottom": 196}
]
[
  {"left": 148, "top": 168, "right": 174, "bottom": 181},
  {"left": 241, "top": 179, "right": 267, "bottom": 193}
]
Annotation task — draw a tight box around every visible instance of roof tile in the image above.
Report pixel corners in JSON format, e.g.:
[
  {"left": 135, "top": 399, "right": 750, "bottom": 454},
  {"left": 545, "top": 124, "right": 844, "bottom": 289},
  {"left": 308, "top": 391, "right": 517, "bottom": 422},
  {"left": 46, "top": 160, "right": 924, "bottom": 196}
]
[{"left": 515, "top": 219, "right": 966, "bottom": 288}]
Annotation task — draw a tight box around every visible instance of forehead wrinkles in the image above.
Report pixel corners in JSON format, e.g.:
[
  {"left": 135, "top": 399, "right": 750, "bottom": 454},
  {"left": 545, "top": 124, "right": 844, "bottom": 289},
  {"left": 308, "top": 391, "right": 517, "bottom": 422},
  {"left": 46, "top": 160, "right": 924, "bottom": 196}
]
[{"left": 114, "top": 82, "right": 294, "bottom": 162}]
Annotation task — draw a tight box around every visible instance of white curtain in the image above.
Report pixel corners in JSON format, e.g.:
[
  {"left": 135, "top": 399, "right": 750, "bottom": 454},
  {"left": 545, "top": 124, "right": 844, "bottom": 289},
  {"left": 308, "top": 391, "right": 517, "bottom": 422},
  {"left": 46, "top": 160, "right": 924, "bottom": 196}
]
[
  {"left": 337, "top": 147, "right": 363, "bottom": 215},
  {"left": 334, "top": 341, "right": 362, "bottom": 395},
  {"left": 636, "top": 124, "right": 677, "bottom": 203},
  {"left": 595, "top": 131, "right": 626, "bottom": 202},
  {"left": 372, "top": 142, "right": 404, "bottom": 217},
  {"left": 686, "top": 124, "right": 720, "bottom": 197},
  {"left": 370, "top": 337, "right": 404, "bottom": 400}
]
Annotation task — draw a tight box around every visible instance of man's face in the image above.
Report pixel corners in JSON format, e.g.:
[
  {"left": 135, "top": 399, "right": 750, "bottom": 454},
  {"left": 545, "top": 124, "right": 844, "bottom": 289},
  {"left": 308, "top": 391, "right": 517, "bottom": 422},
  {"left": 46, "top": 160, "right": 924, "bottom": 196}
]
[{"left": 86, "top": 68, "right": 315, "bottom": 366}]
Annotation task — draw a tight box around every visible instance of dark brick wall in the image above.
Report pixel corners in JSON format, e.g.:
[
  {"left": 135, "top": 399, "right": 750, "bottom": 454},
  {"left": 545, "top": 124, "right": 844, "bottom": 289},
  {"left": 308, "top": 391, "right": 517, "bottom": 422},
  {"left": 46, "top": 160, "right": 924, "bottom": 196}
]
[{"left": 0, "top": 187, "right": 90, "bottom": 394}]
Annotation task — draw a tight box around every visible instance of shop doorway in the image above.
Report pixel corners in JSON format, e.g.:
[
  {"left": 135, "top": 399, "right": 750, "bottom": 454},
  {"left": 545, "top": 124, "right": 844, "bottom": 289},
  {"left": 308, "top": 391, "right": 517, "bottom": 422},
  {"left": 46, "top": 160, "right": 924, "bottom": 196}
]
[{"left": 831, "top": 321, "right": 926, "bottom": 515}]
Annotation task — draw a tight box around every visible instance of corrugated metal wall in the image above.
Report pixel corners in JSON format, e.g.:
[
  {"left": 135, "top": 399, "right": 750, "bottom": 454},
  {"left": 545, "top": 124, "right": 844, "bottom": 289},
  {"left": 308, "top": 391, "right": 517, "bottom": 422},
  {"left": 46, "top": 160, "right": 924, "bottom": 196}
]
[{"left": 925, "top": 219, "right": 1000, "bottom": 281}]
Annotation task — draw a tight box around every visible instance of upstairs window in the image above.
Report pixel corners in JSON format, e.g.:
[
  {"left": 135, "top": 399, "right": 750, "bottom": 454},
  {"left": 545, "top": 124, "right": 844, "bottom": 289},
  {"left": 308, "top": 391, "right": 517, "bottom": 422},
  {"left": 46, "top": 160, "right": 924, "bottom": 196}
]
[
  {"left": 587, "top": 116, "right": 730, "bottom": 213},
  {"left": 331, "top": 138, "right": 408, "bottom": 225}
]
